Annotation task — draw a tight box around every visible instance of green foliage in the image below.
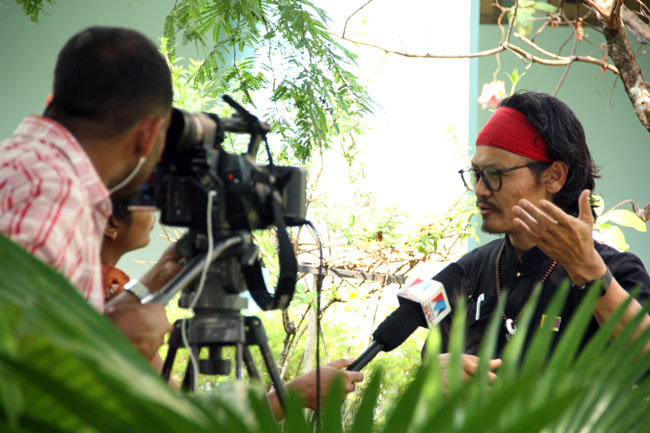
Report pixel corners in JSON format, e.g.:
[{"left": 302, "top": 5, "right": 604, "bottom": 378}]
[
  {"left": 0, "top": 234, "right": 251, "bottom": 432},
  {"left": 3, "top": 234, "right": 650, "bottom": 432},
  {"left": 508, "top": 1, "right": 557, "bottom": 37},
  {"left": 593, "top": 194, "right": 648, "bottom": 251},
  {"left": 506, "top": 68, "right": 526, "bottom": 95},
  {"left": 164, "top": 0, "right": 373, "bottom": 163},
  {"left": 14, "top": 0, "right": 55, "bottom": 22}
]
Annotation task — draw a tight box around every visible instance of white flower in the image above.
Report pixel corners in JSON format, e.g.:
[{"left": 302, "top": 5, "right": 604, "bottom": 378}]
[{"left": 477, "top": 80, "right": 506, "bottom": 110}]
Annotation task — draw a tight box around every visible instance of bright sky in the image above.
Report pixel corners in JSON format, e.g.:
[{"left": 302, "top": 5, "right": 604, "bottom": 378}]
[
  {"left": 292, "top": 1, "right": 476, "bottom": 287},
  {"left": 315, "top": 1, "right": 473, "bottom": 228}
]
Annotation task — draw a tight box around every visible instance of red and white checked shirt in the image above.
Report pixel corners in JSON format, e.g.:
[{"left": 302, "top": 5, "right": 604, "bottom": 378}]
[{"left": 0, "top": 115, "right": 112, "bottom": 311}]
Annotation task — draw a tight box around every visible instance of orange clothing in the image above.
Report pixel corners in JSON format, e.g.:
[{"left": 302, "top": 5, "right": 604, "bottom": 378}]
[{"left": 101, "top": 264, "right": 130, "bottom": 302}]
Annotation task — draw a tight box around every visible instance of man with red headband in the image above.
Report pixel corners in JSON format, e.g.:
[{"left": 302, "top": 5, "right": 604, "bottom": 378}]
[{"left": 435, "top": 91, "right": 650, "bottom": 384}]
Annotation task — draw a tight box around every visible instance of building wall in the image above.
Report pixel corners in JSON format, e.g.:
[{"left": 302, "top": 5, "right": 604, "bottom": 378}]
[{"left": 0, "top": 0, "right": 174, "bottom": 138}]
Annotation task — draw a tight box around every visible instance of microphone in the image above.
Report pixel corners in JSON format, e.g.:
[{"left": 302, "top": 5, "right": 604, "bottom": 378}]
[{"left": 347, "top": 263, "right": 464, "bottom": 371}]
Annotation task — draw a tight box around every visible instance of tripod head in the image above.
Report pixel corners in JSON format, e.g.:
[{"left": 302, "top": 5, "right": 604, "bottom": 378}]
[{"left": 176, "top": 229, "right": 253, "bottom": 312}]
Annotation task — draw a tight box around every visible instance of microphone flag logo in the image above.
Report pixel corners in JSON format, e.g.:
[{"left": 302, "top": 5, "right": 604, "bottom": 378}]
[{"left": 398, "top": 278, "right": 452, "bottom": 328}]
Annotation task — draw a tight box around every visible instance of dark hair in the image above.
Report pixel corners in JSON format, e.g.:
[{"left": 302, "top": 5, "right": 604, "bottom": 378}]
[
  {"left": 48, "top": 26, "right": 172, "bottom": 135},
  {"left": 498, "top": 91, "right": 599, "bottom": 216},
  {"left": 110, "top": 198, "right": 133, "bottom": 226}
]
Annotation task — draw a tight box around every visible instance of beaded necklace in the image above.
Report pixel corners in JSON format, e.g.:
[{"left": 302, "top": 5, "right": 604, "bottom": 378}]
[{"left": 495, "top": 240, "right": 557, "bottom": 340}]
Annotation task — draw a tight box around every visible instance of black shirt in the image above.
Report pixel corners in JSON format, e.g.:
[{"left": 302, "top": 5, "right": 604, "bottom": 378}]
[{"left": 436, "top": 236, "right": 650, "bottom": 357}]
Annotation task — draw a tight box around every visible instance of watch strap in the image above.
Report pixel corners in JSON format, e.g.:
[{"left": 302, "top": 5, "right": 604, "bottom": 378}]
[
  {"left": 575, "top": 266, "right": 613, "bottom": 297},
  {"left": 123, "top": 280, "right": 151, "bottom": 302}
]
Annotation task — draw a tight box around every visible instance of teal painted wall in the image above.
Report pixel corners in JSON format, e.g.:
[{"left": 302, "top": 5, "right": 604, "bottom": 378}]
[
  {"left": 0, "top": 0, "right": 176, "bottom": 279},
  {"left": 475, "top": 24, "right": 650, "bottom": 266},
  {"left": 0, "top": 0, "right": 175, "bottom": 138}
]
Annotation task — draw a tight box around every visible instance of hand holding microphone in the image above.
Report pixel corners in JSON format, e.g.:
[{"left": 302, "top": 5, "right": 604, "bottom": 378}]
[{"left": 347, "top": 263, "right": 464, "bottom": 371}]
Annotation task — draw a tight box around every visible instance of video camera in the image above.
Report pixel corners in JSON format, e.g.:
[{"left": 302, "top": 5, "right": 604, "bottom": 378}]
[
  {"left": 133, "top": 95, "right": 307, "bottom": 310},
  {"left": 136, "top": 95, "right": 307, "bottom": 232}
]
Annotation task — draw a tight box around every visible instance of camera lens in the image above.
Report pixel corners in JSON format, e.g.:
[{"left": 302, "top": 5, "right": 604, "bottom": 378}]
[{"left": 163, "top": 108, "right": 220, "bottom": 160}]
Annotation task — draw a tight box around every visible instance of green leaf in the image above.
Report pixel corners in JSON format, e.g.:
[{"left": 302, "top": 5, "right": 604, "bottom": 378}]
[
  {"left": 321, "top": 375, "right": 345, "bottom": 433},
  {"left": 534, "top": 1, "right": 558, "bottom": 13},
  {"left": 3, "top": 231, "right": 650, "bottom": 432},
  {"left": 350, "top": 370, "right": 381, "bottom": 433},
  {"left": 597, "top": 225, "right": 630, "bottom": 251},
  {"left": 599, "top": 209, "right": 647, "bottom": 232}
]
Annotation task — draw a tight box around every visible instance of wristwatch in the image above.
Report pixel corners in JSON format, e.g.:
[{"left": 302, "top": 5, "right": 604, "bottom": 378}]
[
  {"left": 123, "top": 279, "right": 151, "bottom": 302},
  {"left": 574, "top": 267, "right": 613, "bottom": 297}
]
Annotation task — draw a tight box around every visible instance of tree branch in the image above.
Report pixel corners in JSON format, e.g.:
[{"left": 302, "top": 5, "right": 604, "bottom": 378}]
[
  {"left": 513, "top": 33, "right": 619, "bottom": 73},
  {"left": 621, "top": 5, "right": 650, "bottom": 44},
  {"left": 335, "top": 33, "right": 506, "bottom": 58},
  {"left": 583, "top": 0, "right": 612, "bottom": 19},
  {"left": 592, "top": 0, "right": 650, "bottom": 130},
  {"left": 505, "top": 0, "right": 520, "bottom": 43},
  {"left": 554, "top": 28, "right": 579, "bottom": 96},
  {"left": 343, "top": 0, "right": 375, "bottom": 39}
]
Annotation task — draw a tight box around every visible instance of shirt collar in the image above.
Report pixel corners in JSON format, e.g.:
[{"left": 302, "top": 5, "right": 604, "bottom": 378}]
[
  {"left": 18, "top": 115, "right": 112, "bottom": 219},
  {"left": 503, "top": 235, "right": 552, "bottom": 274}
]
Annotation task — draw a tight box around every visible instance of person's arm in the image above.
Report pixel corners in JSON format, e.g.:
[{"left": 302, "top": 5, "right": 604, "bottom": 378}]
[
  {"left": 266, "top": 358, "right": 364, "bottom": 420},
  {"left": 103, "top": 244, "right": 181, "bottom": 359},
  {"left": 139, "top": 244, "right": 183, "bottom": 293},
  {"left": 513, "top": 189, "right": 650, "bottom": 346}
]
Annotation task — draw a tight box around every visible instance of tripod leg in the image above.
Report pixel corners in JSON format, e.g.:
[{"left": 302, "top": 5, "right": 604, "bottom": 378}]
[
  {"left": 235, "top": 343, "right": 244, "bottom": 380},
  {"left": 242, "top": 345, "right": 262, "bottom": 381},
  {"left": 161, "top": 320, "right": 185, "bottom": 382},
  {"left": 161, "top": 346, "right": 177, "bottom": 382},
  {"left": 245, "top": 316, "right": 288, "bottom": 410}
]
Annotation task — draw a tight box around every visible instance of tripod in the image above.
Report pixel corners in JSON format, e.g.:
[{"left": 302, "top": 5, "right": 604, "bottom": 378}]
[{"left": 149, "top": 231, "right": 289, "bottom": 408}]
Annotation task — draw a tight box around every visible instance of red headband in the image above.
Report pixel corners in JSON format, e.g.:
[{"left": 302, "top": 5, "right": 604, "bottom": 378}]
[{"left": 476, "top": 106, "right": 551, "bottom": 162}]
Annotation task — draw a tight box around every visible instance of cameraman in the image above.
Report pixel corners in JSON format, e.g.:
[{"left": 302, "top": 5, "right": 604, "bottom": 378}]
[
  {"left": 1, "top": 26, "right": 177, "bottom": 359},
  {"left": 0, "top": 26, "right": 362, "bottom": 418}
]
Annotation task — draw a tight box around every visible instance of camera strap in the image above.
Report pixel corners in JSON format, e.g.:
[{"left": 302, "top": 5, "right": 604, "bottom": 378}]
[{"left": 243, "top": 190, "right": 297, "bottom": 310}]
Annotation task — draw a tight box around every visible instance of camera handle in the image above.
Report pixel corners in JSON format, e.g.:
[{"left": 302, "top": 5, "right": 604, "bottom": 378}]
[{"left": 222, "top": 94, "right": 270, "bottom": 161}]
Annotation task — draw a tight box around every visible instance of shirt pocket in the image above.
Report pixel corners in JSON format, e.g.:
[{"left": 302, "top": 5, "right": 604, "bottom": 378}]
[{"left": 467, "top": 292, "right": 498, "bottom": 328}]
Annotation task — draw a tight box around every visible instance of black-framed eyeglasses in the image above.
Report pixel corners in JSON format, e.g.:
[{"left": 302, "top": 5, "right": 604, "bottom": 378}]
[{"left": 458, "top": 163, "right": 539, "bottom": 192}]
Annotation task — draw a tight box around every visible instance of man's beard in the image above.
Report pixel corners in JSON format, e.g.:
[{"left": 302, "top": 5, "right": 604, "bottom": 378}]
[
  {"left": 477, "top": 199, "right": 503, "bottom": 234},
  {"left": 480, "top": 219, "right": 502, "bottom": 234}
]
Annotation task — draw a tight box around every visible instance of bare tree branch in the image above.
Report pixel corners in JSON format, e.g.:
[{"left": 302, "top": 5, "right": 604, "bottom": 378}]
[
  {"left": 336, "top": 31, "right": 621, "bottom": 74},
  {"left": 583, "top": 0, "right": 612, "bottom": 18},
  {"left": 591, "top": 0, "right": 650, "bottom": 130},
  {"left": 335, "top": 33, "right": 507, "bottom": 58},
  {"left": 513, "top": 32, "right": 619, "bottom": 72},
  {"left": 335, "top": 0, "right": 650, "bottom": 131},
  {"left": 505, "top": 0, "right": 520, "bottom": 43},
  {"left": 622, "top": 5, "right": 650, "bottom": 44},
  {"left": 342, "top": 0, "right": 375, "bottom": 40},
  {"left": 554, "top": 31, "right": 578, "bottom": 96}
]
